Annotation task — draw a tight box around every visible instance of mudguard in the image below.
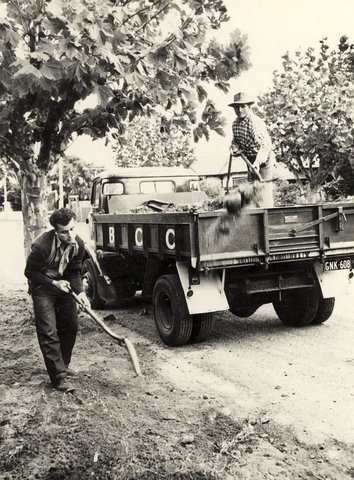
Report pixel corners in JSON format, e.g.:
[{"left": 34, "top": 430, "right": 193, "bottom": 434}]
[
  {"left": 313, "top": 260, "right": 353, "bottom": 298},
  {"left": 176, "top": 261, "right": 229, "bottom": 315}
]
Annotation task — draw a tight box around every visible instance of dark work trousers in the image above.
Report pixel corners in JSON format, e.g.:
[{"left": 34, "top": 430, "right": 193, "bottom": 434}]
[{"left": 32, "top": 285, "right": 78, "bottom": 385}]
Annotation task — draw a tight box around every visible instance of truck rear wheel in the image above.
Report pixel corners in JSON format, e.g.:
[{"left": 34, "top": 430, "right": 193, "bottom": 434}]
[
  {"left": 82, "top": 259, "right": 103, "bottom": 309},
  {"left": 273, "top": 288, "right": 319, "bottom": 327},
  {"left": 229, "top": 305, "right": 259, "bottom": 318},
  {"left": 189, "top": 313, "right": 214, "bottom": 343},
  {"left": 153, "top": 274, "right": 193, "bottom": 347},
  {"left": 311, "top": 297, "right": 335, "bottom": 325}
]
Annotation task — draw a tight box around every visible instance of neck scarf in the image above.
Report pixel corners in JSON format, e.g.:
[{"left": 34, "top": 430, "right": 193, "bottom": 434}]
[{"left": 57, "top": 237, "right": 78, "bottom": 276}]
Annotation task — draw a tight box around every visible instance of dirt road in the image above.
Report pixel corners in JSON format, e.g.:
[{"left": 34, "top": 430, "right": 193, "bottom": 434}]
[
  {"left": 1, "top": 216, "right": 354, "bottom": 479},
  {"left": 114, "top": 292, "right": 354, "bottom": 445}
]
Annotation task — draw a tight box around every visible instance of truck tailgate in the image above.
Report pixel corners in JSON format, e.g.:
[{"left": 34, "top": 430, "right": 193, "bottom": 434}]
[{"left": 197, "top": 203, "right": 354, "bottom": 268}]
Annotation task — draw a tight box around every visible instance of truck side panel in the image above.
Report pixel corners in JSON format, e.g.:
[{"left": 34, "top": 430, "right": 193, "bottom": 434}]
[
  {"left": 93, "top": 203, "right": 354, "bottom": 271},
  {"left": 93, "top": 213, "right": 193, "bottom": 261},
  {"left": 197, "top": 204, "right": 354, "bottom": 269}
]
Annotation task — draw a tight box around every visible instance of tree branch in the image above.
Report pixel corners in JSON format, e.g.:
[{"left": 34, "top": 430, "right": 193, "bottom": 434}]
[
  {"left": 136, "top": 2, "right": 171, "bottom": 35},
  {"left": 121, "top": 0, "right": 162, "bottom": 26},
  {"left": 294, "top": 154, "right": 311, "bottom": 181},
  {"left": 8, "top": 0, "right": 28, "bottom": 25}
]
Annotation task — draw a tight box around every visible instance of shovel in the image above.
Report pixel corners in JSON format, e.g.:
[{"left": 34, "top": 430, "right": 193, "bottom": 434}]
[
  {"left": 224, "top": 151, "right": 278, "bottom": 216},
  {"left": 226, "top": 152, "right": 263, "bottom": 194},
  {"left": 69, "top": 289, "right": 142, "bottom": 377},
  {"left": 222, "top": 153, "right": 264, "bottom": 216}
]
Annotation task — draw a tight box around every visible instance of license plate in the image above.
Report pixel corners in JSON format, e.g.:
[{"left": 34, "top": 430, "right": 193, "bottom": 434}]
[{"left": 324, "top": 258, "right": 352, "bottom": 271}]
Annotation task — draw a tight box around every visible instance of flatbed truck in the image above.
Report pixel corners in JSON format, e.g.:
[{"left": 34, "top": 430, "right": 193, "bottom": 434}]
[{"left": 82, "top": 166, "right": 354, "bottom": 346}]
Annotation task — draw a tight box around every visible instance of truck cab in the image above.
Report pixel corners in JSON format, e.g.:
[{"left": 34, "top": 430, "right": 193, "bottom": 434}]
[
  {"left": 90, "top": 166, "right": 203, "bottom": 213},
  {"left": 84, "top": 166, "right": 208, "bottom": 310}
]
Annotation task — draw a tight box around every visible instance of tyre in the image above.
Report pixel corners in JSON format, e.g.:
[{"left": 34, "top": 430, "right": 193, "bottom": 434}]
[
  {"left": 273, "top": 287, "right": 319, "bottom": 327},
  {"left": 82, "top": 259, "right": 103, "bottom": 309},
  {"left": 153, "top": 274, "right": 193, "bottom": 346},
  {"left": 311, "top": 297, "right": 335, "bottom": 325},
  {"left": 189, "top": 313, "right": 214, "bottom": 343},
  {"left": 224, "top": 275, "right": 259, "bottom": 318},
  {"left": 229, "top": 305, "right": 259, "bottom": 318}
]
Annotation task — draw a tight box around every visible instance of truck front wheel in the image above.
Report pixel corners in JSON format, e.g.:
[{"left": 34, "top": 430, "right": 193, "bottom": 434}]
[
  {"left": 153, "top": 274, "right": 193, "bottom": 347},
  {"left": 273, "top": 288, "right": 319, "bottom": 327}
]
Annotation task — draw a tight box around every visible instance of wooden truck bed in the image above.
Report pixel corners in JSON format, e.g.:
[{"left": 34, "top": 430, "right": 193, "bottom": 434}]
[{"left": 93, "top": 202, "right": 354, "bottom": 270}]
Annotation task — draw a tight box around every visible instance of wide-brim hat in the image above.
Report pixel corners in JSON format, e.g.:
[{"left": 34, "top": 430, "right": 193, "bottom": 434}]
[{"left": 228, "top": 92, "right": 255, "bottom": 107}]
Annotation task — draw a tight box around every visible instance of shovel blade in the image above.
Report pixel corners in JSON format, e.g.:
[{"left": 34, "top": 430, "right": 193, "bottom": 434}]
[{"left": 124, "top": 338, "right": 142, "bottom": 377}]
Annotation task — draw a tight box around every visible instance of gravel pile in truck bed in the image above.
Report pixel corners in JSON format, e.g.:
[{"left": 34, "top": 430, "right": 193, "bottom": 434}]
[{"left": 122, "top": 198, "right": 222, "bottom": 214}]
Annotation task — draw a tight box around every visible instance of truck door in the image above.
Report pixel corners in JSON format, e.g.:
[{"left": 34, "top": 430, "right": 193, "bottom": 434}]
[{"left": 88, "top": 179, "right": 102, "bottom": 240}]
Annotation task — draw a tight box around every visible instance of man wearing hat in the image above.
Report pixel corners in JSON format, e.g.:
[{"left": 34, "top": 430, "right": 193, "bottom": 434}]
[{"left": 229, "top": 92, "right": 274, "bottom": 206}]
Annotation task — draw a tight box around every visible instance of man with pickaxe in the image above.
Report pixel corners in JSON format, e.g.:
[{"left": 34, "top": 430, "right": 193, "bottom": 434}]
[{"left": 228, "top": 92, "right": 275, "bottom": 207}]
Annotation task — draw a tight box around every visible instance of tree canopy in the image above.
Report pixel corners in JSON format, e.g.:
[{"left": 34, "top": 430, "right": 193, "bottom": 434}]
[
  {"left": 258, "top": 36, "right": 354, "bottom": 198},
  {"left": 114, "top": 115, "right": 196, "bottom": 168},
  {"left": 48, "top": 155, "right": 98, "bottom": 202},
  {"left": 0, "top": 0, "right": 250, "bottom": 250}
]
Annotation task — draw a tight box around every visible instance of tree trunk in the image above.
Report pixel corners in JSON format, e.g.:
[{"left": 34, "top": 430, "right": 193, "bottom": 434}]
[
  {"left": 21, "top": 172, "right": 48, "bottom": 256},
  {"left": 301, "top": 183, "right": 323, "bottom": 204}
]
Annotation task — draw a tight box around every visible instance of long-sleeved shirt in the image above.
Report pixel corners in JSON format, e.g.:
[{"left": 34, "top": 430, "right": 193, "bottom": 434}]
[{"left": 232, "top": 112, "right": 273, "bottom": 166}]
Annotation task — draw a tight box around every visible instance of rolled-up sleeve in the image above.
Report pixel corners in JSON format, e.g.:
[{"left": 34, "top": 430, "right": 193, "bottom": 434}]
[{"left": 251, "top": 117, "right": 273, "bottom": 165}]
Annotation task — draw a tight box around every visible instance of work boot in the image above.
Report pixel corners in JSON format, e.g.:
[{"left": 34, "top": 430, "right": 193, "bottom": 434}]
[
  {"left": 54, "top": 378, "right": 75, "bottom": 393},
  {"left": 65, "top": 365, "right": 78, "bottom": 377}
]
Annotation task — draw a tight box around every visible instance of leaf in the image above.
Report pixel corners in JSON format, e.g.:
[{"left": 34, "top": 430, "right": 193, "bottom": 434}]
[
  {"left": 214, "top": 81, "right": 229, "bottom": 93},
  {"left": 94, "top": 84, "right": 113, "bottom": 107},
  {"left": 196, "top": 84, "right": 208, "bottom": 102},
  {"left": 14, "top": 63, "right": 42, "bottom": 79},
  {"left": 0, "top": 22, "right": 21, "bottom": 49},
  {"left": 12, "top": 73, "right": 42, "bottom": 97},
  {"left": 30, "top": 52, "right": 51, "bottom": 62},
  {"left": 178, "top": 87, "right": 197, "bottom": 104},
  {"left": 88, "top": 24, "right": 103, "bottom": 46},
  {"left": 0, "top": 68, "right": 12, "bottom": 90},
  {"left": 132, "top": 72, "right": 147, "bottom": 89},
  {"left": 173, "top": 51, "right": 187, "bottom": 70},
  {"left": 74, "top": 63, "right": 87, "bottom": 83},
  {"left": 193, "top": 126, "right": 203, "bottom": 142},
  {"left": 153, "top": 46, "right": 169, "bottom": 64},
  {"left": 103, "top": 50, "right": 124, "bottom": 73},
  {"left": 40, "top": 60, "right": 63, "bottom": 81},
  {"left": 156, "top": 69, "right": 179, "bottom": 90},
  {"left": 200, "top": 123, "right": 210, "bottom": 141}
]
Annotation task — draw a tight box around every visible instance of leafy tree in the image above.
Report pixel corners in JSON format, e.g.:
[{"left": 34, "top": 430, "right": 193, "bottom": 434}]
[
  {"left": 322, "top": 157, "right": 354, "bottom": 200},
  {"left": 0, "top": 0, "right": 250, "bottom": 253},
  {"left": 258, "top": 36, "right": 354, "bottom": 200},
  {"left": 114, "top": 115, "right": 196, "bottom": 168},
  {"left": 48, "top": 155, "right": 99, "bottom": 204}
]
